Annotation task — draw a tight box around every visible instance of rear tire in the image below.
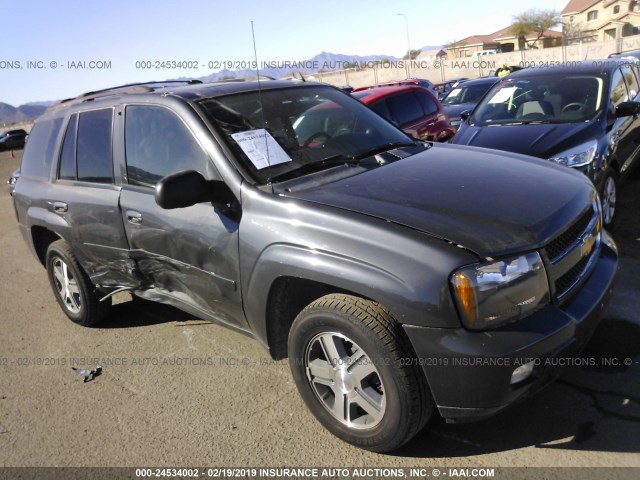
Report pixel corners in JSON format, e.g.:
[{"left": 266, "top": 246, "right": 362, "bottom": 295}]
[
  {"left": 288, "top": 294, "right": 433, "bottom": 452},
  {"left": 46, "top": 239, "right": 111, "bottom": 326}
]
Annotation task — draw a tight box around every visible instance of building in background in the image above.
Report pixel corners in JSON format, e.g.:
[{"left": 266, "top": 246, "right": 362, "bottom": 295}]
[{"left": 562, "top": 0, "right": 640, "bottom": 44}]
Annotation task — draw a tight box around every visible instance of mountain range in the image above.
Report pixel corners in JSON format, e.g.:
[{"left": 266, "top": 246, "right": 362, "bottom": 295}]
[
  {"left": 0, "top": 102, "right": 54, "bottom": 126},
  {"left": 0, "top": 48, "right": 442, "bottom": 126},
  {"left": 197, "top": 51, "right": 403, "bottom": 82}
]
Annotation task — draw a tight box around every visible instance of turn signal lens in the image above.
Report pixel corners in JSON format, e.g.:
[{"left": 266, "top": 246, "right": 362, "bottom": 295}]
[{"left": 451, "top": 273, "right": 477, "bottom": 327}]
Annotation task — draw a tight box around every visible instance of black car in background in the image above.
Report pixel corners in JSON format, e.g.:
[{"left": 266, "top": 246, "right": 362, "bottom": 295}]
[
  {"left": 452, "top": 60, "right": 640, "bottom": 228},
  {"left": 0, "top": 129, "right": 28, "bottom": 151},
  {"left": 441, "top": 76, "right": 500, "bottom": 130}
]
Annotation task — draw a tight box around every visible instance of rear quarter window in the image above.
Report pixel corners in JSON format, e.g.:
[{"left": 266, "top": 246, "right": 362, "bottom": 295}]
[{"left": 19, "top": 118, "right": 62, "bottom": 178}]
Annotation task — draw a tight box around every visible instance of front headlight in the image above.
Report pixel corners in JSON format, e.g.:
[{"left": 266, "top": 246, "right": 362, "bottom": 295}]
[
  {"left": 450, "top": 252, "right": 550, "bottom": 330},
  {"left": 548, "top": 140, "right": 598, "bottom": 168}
]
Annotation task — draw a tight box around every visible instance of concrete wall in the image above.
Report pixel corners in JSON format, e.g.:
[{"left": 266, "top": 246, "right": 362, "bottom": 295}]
[
  {"left": 315, "top": 36, "right": 640, "bottom": 89},
  {"left": 0, "top": 120, "right": 34, "bottom": 133}
]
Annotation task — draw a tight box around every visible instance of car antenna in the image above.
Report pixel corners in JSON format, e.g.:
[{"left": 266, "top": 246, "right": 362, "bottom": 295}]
[{"left": 251, "top": 20, "right": 272, "bottom": 186}]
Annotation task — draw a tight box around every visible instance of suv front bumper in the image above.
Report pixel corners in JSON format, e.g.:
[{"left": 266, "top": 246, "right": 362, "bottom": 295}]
[{"left": 403, "top": 230, "right": 618, "bottom": 423}]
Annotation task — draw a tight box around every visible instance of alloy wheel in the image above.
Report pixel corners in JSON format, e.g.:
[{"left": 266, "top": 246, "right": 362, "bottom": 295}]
[
  {"left": 602, "top": 175, "right": 616, "bottom": 226},
  {"left": 305, "top": 332, "right": 386, "bottom": 429},
  {"left": 52, "top": 257, "right": 82, "bottom": 314}
]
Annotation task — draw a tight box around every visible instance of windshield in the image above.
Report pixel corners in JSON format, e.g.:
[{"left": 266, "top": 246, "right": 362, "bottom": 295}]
[
  {"left": 197, "top": 85, "right": 413, "bottom": 185},
  {"left": 441, "top": 82, "right": 494, "bottom": 105},
  {"left": 469, "top": 74, "right": 606, "bottom": 126}
]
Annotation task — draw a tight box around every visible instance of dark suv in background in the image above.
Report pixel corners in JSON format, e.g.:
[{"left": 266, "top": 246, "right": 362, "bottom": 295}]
[
  {"left": 440, "top": 76, "right": 500, "bottom": 130},
  {"left": 452, "top": 60, "right": 640, "bottom": 228},
  {"left": 0, "top": 129, "right": 28, "bottom": 151},
  {"left": 13, "top": 79, "right": 617, "bottom": 452}
]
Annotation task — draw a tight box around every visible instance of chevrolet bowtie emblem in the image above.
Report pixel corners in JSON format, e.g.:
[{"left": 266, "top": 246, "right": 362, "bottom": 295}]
[{"left": 581, "top": 232, "right": 596, "bottom": 258}]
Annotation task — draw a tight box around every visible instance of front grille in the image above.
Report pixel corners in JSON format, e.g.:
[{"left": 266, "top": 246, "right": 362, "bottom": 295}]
[
  {"left": 545, "top": 207, "right": 594, "bottom": 262},
  {"left": 554, "top": 253, "right": 592, "bottom": 296},
  {"left": 544, "top": 200, "right": 600, "bottom": 303}
]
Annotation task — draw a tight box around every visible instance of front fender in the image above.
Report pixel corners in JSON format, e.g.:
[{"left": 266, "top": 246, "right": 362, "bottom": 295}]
[{"left": 243, "top": 240, "right": 467, "bottom": 348}]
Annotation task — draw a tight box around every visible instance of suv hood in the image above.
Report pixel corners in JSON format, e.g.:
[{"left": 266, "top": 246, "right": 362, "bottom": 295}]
[
  {"left": 452, "top": 120, "right": 599, "bottom": 158},
  {"left": 284, "top": 143, "right": 594, "bottom": 258}
]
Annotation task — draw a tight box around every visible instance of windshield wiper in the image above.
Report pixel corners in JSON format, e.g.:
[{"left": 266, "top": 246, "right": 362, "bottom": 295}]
[
  {"left": 269, "top": 155, "right": 364, "bottom": 182},
  {"left": 477, "top": 119, "right": 562, "bottom": 126},
  {"left": 349, "top": 141, "right": 422, "bottom": 160},
  {"left": 270, "top": 142, "right": 420, "bottom": 182}
]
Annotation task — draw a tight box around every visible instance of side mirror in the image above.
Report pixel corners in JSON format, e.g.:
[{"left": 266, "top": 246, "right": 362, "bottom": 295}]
[
  {"left": 155, "top": 170, "right": 213, "bottom": 209},
  {"left": 460, "top": 110, "right": 471, "bottom": 121},
  {"left": 615, "top": 101, "right": 640, "bottom": 117}
]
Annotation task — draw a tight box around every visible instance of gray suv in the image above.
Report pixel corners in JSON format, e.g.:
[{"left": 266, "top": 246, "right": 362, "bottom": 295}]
[{"left": 13, "top": 80, "right": 617, "bottom": 452}]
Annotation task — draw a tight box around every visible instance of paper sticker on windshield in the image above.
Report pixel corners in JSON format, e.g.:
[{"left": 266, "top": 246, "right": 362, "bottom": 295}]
[
  {"left": 231, "top": 129, "right": 291, "bottom": 170},
  {"left": 488, "top": 86, "right": 517, "bottom": 104}
]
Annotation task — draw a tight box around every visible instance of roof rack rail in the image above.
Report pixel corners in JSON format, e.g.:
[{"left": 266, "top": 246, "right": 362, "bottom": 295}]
[
  {"left": 55, "top": 79, "right": 203, "bottom": 106},
  {"left": 216, "top": 75, "right": 276, "bottom": 83},
  {"left": 80, "top": 79, "right": 203, "bottom": 98}
]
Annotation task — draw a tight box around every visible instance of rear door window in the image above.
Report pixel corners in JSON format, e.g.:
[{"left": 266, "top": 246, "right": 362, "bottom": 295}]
[
  {"left": 416, "top": 90, "right": 438, "bottom": 116},
  {"left": 368, "top": 99, "right": 392, "bottom": 121},
  {"left": 387, "top": 92, "right": 425, "bottom": 125},
  {"left": 58, "top": 114, "right": 78, "bottom": 180}
]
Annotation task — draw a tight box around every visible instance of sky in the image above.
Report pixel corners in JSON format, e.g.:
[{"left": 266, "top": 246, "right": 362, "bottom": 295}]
[{"left": 1, "top": 0, "right": 567, "bottom": 106}]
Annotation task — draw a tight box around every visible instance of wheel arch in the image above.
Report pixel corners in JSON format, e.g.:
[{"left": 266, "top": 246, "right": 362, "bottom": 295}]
[
  {"left": 31, "top": 226, "right": 62, "bottom": 266},
  {"left": 265, "top": 277, "right": 361, "bottom": 360}
]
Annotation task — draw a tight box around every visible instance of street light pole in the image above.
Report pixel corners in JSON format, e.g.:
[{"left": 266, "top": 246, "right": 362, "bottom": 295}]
[{"left": 398, "top": 13, "right": 411, "bottom": 77}]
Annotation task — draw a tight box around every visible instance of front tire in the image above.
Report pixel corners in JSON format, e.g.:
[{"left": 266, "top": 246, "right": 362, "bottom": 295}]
[
  {"left": 288, "top": 294, "right": 433, "bottom": 452},
  {"left": 46, "top": 239, "right": 111, "bottom": 326},
  {"left": 600, "top": 169, "right": 617, "bottom": 229}
]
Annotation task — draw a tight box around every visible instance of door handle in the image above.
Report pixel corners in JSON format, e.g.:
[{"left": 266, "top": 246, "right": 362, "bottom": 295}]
[
  {"left": 52, "top": 201, "right": 68, "bottom": 213},
  {"left": 127, "top": 211, "right": 143, "bottom": 225}
]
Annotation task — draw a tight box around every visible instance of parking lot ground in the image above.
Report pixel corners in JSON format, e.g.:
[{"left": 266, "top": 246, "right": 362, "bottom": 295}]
[{"left": 0, "top": 150, "right": 638, "bottom": 476}]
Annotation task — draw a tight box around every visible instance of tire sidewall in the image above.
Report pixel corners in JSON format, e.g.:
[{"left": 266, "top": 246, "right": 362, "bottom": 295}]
[{"left": 289, "top": 305, "right": 415, "bottom": 451}]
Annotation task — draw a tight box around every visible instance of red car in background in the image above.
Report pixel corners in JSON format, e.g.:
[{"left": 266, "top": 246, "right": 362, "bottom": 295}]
[
  {"left": 351, "top": 77, "right": 434, "bottom": 92},
  {"left": 352, "top": 85, "right": 455, "bottom": 142}
]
